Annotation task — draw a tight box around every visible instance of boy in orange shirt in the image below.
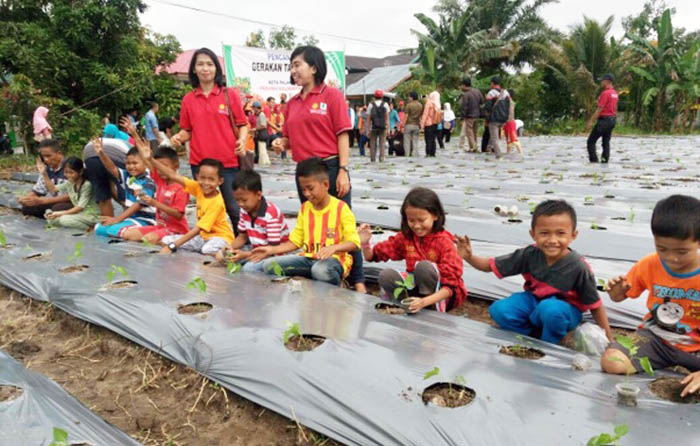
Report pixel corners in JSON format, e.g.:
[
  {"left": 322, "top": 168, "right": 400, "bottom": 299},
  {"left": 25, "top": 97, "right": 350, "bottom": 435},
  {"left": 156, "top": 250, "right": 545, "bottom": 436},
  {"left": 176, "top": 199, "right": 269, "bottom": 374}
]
[
  {"left": 602, "top": 195, "right": 700, "bottom": 397},
  {"left": 251, "top": 157, "right": 360, "bottom": 285}
]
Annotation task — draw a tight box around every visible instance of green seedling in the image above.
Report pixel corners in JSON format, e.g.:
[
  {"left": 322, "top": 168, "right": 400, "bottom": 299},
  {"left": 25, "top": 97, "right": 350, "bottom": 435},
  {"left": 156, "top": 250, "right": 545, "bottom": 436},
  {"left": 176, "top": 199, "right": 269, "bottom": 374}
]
[
  {"left": 393, "top": 274, "right": 415, "bottom": 300},
  {"left": 0, "top": 228, "right": 6, "bottom": 246},
  {"left": 48, "top": 427, "right": 69, "bottom": 446},
  {"left": 584, "top": 196, "right": 593, "bottom": 203},
  {"left": 423, "top": 366, "right": 441, "bottom": 380},
  {"left": 226, "top": 262, "right": 241, "bottom": 274},
  {"left": 512, "top": 334, "right": 533, "bottom": 355},
  {"left": 106, "top": 264, "right": 128, "bottom": 282},
  {"left": 268, "top": 260, "right": 284, "bottom": 277},
  {"left": 67, "top": 241, "right": 83, "bottom": 263},
  {"left": 463, "top": 186, "right": 472, "bottom": 195},
  {"left": 528, "top": 202, "right": 536, "bottom": 214},
  {"left": 423, "top": 366, "right": 468, "bottom": 396},
  {"left": 614, "top": 335, "right": 654, "bottom": 377},
  {"left": 628, "top": 208, "right": 635, "bottom": 224},
  {"left": 283, "top": 321, "right": 302, "bottom": 343},
  {"left": 186, "top": 277, "right": 207, "bottom": 293},
  {"left": 587, "top": 424, "right": 629, "bottom": 446},
  {"left": 591, "top": 222, "right": 599, "bottom": 230}
]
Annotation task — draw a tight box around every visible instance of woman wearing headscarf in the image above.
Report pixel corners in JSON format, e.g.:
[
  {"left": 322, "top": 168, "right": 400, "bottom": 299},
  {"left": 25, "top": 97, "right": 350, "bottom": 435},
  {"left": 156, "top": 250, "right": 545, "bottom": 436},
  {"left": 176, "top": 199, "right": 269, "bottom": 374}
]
[
  {"left": 420, "top": 91, "right": 441, "bottom": 157},
  {"left": 33, "top": 106, "right": 52, "bottom": 142},
  {"left": 270, "top": 45, "right": 365, "bottom": 293},
  {"left": 170, "top": 47, "right": 248, "bottom": 230},
  {"left": 442, "top": 102, "right": 456, "bottom": 144}
]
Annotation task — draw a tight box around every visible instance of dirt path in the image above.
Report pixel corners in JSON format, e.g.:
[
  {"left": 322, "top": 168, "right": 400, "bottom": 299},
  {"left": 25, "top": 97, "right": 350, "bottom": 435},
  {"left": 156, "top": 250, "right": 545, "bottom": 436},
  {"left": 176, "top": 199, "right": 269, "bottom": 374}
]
[{"left": 0, "top": 285, "right": 341, "bottom": 446}]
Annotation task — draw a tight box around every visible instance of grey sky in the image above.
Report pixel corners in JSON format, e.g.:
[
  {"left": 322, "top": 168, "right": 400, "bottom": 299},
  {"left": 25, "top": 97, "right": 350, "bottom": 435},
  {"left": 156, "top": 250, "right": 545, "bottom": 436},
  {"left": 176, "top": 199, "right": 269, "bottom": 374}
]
[{"left": 141, "top": 0, "right": 699, "bottom": 59}]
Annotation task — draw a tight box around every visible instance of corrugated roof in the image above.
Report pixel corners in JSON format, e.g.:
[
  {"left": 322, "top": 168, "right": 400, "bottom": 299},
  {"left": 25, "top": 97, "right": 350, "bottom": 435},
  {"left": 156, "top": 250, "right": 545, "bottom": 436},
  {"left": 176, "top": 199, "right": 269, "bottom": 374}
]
[{"left": 345, "top": 64, "right": 415, "bottom": 96}]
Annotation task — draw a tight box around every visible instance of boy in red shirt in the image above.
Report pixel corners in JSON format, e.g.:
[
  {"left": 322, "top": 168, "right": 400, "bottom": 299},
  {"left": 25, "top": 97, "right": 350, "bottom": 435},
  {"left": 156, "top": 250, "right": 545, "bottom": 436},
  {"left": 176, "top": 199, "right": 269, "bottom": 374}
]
[{"left": 602, "top": 195, "right": 700, "bottom": 398}]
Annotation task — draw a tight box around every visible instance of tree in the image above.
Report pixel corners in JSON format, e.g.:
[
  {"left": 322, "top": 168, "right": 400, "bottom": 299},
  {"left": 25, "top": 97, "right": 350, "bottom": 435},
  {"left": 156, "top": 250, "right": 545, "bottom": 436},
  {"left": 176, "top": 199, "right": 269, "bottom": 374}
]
[
  {"left": 300, "top": 35, "right": 319, "bottom": 47},
  {"left": 268, "top": 25, "right": 297, "bottom": 50},
  {"left": 245, "top": 30, "right": 266, "bottom": 48}
]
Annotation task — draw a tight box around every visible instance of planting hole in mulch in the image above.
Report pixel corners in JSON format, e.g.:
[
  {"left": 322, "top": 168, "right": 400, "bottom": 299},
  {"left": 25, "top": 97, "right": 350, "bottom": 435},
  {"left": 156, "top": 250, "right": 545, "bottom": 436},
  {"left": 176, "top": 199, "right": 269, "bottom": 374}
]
[
  {"left": 0, "top": 385, "right": 23, "bottom": 402},
  {"left": 284, "top": 334, "right": 325, "bottom": 352},
  {"left": 611, "top": 217, "right": 626, "bottom": 221},
  {"left": 271, "top": 276, "right": 291, "bottom": 283},
  {"left": 421, "top": 382, "right": 475, "bottom": 408},
  {"left": 203, "top": 260, "right": 225, "bottom": 267},
  {"left": 499, "top": 345, "right": 545, "bottom": 360},
  {"left": 124, "top": 250, "right": 159, "bottom": 257},
  {"left": 177, "top": 302, "right": 213, "bottom": 315},
  {"left": 22, "top": 233, "right": 40, "bottom": 240},
  {"left": 506, "top": 218, "right": 522, "bottom": 223},
  {"left": 108, "top": 239, "right": 124, "bottom": 244},
  {"left": 375, "top": 302, "right": 407, "bottom": 315},
  {"left": 100, "top": 280, "right": 138, "bottom": 291},
  {"left": 71, "top": 233, "right": 86, "bottom": 237},
  {"left": 649, "top": 377, "right": 700, "bottom": 404},
  {"left": 591, "top": 225, "right": 608, "bottom": 231},
  {"left": 7, "top": 340, "right": 41, "bottom": 360},
  {"left": 22, "top": 252, "right": 50, "bottom": 261},
  {"left": 0, "top": 244, "right": 15, "bottom": 249},
  {"left": 377, "top": 205, "right": 389, "bottom": 210},
  {"left": 59, "top": 264, "right": 90, "bottom": 274}
]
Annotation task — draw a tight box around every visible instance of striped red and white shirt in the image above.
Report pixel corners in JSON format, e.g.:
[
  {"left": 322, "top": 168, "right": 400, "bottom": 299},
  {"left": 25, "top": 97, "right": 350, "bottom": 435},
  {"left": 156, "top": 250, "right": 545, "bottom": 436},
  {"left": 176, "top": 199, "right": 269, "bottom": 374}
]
[{"left": 237, "top": 197, "right": 289, "bottom": 248}]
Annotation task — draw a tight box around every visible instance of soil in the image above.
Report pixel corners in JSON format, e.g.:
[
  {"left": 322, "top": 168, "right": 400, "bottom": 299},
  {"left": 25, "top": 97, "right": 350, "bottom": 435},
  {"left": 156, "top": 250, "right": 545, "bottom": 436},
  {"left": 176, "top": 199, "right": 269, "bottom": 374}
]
[
  {"left": 499, "top": 345, "right": 545, "bottom": 360},
  {"left": 271, "top": 276, "right": 291, "bottom": 283},
  {"left": 421, "top": 383, "right": 475, "bottom": 408},
  {"left": 0, "top": 285, "right": 343, "bottom": 446},
  {"left": 284, "top": 335, "right": 325, "bottom": 352},
  {"left": 375, "top": 303, "right": 407, "bottom": 315},
  {"left": 100, "top": 280, "right": 138, "bottom": 291},
  {"left": 0, "top": 243, "right": 15, "bottom": 249},
  {"left": 124, "top": 250, "right": 160, "bottom": 258},
  {"left": 59, "top": 265, "right": 90, "bottom": 274},
  {"left": 22, "top": 252, "right": 51, "bottom": 261},
  {"left": 649, "top": 377, "right": 700, "bottom": 404},
  {"left": 0, "top": 385, "right": 23, "bottom": 402},
  {"left": 177, "top": 303, "right": 213, "bottom": 315}
]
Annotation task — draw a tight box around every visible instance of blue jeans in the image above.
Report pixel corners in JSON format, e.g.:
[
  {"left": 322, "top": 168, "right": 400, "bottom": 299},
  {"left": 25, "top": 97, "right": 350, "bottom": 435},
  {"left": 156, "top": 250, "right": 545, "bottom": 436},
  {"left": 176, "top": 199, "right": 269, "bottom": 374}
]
[
  {"left": 358, "top": 134, "right": 369, "bottom": 156},
  {"left": 241, "top": 259, "right": 264, "bottom": 273},
  {"left": 489, "top": 291, "right": 583, "bottom": 344},
  {"left": 262, "top": 255, "right": 344, "bottom": 285},
  {"left": 295, "top": 157, "right": 364, "bottom": 286},
  {"left": 191, "top": 165, "right": 239, "bottom": 233}
]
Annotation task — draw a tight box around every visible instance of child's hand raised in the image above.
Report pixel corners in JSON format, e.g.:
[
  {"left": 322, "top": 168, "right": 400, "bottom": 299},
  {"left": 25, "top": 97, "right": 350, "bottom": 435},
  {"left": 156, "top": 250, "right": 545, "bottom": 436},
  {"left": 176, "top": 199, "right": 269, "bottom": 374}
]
[
  {"left": 119, "top": 116, "right": 137, "bottom": 136},
  {"left": 93, "top": 137, "right": 104, "bottom": 154},
  {"left": 606, "top": 275, "right": 630, "bottom": 301},
  {"left": 358, "top": 223, "right": 372, "bottom": 245},
  {"left": 455, "top": 235, "right": 472, "bottom": 261}
]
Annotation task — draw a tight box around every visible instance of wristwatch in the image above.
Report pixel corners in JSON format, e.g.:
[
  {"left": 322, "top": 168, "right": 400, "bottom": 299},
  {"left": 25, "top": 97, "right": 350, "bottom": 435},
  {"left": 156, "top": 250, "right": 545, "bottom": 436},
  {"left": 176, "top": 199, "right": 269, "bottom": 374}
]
[
  {"left": 167, "top": 242, "right": 177, "bottom": 252},
  {"left": 339, "top": 165, "right": 349, "bottom": 173}
]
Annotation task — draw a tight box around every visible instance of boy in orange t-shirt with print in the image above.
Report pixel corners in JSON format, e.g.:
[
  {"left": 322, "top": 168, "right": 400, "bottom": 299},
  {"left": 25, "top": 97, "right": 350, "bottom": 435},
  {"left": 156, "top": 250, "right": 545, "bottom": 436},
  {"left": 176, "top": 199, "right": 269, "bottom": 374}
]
[{"left": 602, "top": 195, "right": 700, "bottom": 398}]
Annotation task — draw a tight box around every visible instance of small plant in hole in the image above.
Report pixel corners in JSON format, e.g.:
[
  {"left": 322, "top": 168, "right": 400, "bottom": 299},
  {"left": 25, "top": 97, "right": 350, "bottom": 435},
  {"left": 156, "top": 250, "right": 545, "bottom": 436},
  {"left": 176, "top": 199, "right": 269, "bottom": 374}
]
[
  {"left": 0, "top": 228, "right": 7, "bottom": 246},
  {"left": 628, "top": 207, "right": 635, "bottom": 223},
  {"left": 500, "top": 334, "right": 545, "bottom": 359},
  {"left": 67, "top": 241, "right": 83, "bottom": 264},
  {"left": 587, "top": 424, "right": 629, "bottom": 446},
  {"left": 283, "top": 321, "right": 302, "bottom": 344},
  {"left": 186, "top": 277, "right": 207, "bottom": 293},
  {"left": 283, "top": 321, "right": 324, "bottom": 351},
  {"left": 528, "top": 201, "right": 536, "bottom": 215},
  {"left": 226, "top": 262, "right": 242, "bottom": 274},
  {"left": 421, "top": 367, "right": 474, "bottom": 408},
  {"left": 48, "top": 427, "right": 70, "bottom": 446},
  {"left": 611, "top": 335, "right": 654, "bottom": 407},
  {"left": 584, "top": 196, "right": 594, "bottom": 205},
  {"left": 106, "top": 265, "right": 129, "bottom": 282}
]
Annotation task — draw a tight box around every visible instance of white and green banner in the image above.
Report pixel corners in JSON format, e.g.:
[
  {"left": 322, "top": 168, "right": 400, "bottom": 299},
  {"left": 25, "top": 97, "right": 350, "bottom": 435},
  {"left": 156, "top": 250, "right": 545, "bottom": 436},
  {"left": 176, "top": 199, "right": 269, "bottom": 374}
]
[{"left": 222, "top": 44, "right": 345, "bottom": 98}]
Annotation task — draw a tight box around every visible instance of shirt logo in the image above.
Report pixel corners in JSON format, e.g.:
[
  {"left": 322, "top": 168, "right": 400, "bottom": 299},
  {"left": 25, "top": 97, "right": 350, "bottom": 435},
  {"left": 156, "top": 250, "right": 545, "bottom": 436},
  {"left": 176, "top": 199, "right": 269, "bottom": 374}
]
[
  {"left": 218, "top": 104, "right": 228, "bottom": 114},
  {"left": 326, "top": 227, "right": 336, "bottom": 239},
  {"left": 320, "top": 102, "right": 327, "bottom": 111},
  {"left": 310, "top": 102, "right": 327, "bottom": 115},
  {"left": 312, "top": 103, "right": 319, "bottom": 109}
]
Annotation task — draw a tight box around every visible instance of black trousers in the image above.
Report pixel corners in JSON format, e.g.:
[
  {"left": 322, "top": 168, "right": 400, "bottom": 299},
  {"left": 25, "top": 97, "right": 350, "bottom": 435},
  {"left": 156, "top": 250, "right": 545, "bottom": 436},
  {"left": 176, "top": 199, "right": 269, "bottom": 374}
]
[
  {"left": 481, "top": 125, "right": 490, "bottom": 153},
  {"left": 587, "top": 116, "right": 616, "bottom": 162},
  {"left": 424, "top": 124, "right": 438, "bottom": 157},
  {"left": 294, "top": 157, "right": 364, "bottom": 286}
]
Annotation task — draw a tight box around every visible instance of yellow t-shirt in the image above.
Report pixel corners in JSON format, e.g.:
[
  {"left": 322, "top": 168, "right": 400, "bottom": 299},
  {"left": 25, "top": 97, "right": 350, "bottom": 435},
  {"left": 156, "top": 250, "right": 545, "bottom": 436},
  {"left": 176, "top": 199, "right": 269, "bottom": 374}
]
[
  {"left": 289, "top": 196, "right": 360, "bottom": 277},
  {"left": 183, "top": 178, "right": 234, "bottom": 243}
]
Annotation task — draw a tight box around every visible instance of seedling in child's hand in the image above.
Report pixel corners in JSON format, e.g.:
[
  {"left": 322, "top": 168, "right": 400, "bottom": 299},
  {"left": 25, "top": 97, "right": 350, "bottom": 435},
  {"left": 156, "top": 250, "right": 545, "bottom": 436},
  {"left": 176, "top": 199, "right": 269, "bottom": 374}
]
[
  {"left": 283, "top": 321, "right": 302, "bottom": 343},
  {"left": 186, "top": 277, "right": 207, "bottom": 293},
  {"left": 587, "top": 424, "right": 629, "bottom": 446},
  {"left": 67, "top": 241, "right": 83, "bottom": 263},
  {"left": 393, "top": 274, "right": 415, "bottom": 300},
  {"left": 106, "top": 264, "right": 129, "bottom": 282}
]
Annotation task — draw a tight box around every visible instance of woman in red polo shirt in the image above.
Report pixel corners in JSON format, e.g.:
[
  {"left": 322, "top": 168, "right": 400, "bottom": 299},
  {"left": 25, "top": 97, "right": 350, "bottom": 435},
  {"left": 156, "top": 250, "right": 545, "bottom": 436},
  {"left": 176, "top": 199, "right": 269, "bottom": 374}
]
[
  {"left": 271, "top": 45, "right": 365, "bottom": 292},
  {"left": 171, "top": 47, "right": 248, "bottom": 229}
]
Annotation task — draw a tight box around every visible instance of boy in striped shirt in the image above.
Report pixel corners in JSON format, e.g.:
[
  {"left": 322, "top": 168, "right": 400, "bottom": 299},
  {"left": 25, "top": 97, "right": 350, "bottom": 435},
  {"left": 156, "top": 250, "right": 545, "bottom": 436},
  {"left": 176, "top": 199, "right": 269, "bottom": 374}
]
[
  {"left": 216, "top": 170, "right": 289, "bottom": 272},
  {"left": 253, "top": 157, "right": 360, "bottom": 286}
]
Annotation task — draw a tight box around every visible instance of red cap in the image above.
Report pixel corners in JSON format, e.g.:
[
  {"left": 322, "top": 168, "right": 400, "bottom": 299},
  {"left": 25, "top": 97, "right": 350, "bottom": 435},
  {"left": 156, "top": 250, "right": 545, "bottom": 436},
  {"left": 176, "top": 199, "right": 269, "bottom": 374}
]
[
  {"left": 374, "top": 89, "right": 384, "bottom": 98},
  {"left": 399, "top": 100, "right": 405, "bottom": 106}
]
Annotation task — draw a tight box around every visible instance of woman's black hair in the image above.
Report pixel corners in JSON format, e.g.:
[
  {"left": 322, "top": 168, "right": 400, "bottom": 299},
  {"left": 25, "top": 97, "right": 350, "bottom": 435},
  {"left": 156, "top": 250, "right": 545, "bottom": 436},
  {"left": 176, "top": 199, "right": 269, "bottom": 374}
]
[
  {"left": 651, "top": 195, "right": 700, "bottom": 241},
  {"left": 64, "top": 156, "right": 86, "bottom": 181},
  {"left": 400, "top": 187, "right": 446, "bottom": 236},
  {"left": 289, "top": 46, "right": 326, "bottom": 86},
  {"left": 188, "top": 48, "right": 224, "bottom": 89}
]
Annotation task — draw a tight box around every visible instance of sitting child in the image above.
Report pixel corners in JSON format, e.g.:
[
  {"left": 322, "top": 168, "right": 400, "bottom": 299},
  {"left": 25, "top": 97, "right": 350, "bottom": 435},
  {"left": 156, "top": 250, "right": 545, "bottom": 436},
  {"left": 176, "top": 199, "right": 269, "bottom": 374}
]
[
  {"left": 122, "top": 145, "right": 190, "bottom": 244},
  {"left": 140, "top": 151, "right": 233, "bottom": 256},
  {"left": 457, "top": 199, "right": 613, "bottom": 344},
  {"left": 358, "top": 187, "right": 467, "bottom": 313},
  {"left": 45, "top": 157, "right": 100, "bottom": 231},
  {"left": 601, "top": 195, "right": 700, "bottom": 397},
  {"left": 252, "top": 157, "right": 359, "bottom": 286},
  {"left": 215, "top": 170, "right": 289, "bottom": 272},
  {"left": 93, "top": 139, "right": 157, "bottom": 238}
]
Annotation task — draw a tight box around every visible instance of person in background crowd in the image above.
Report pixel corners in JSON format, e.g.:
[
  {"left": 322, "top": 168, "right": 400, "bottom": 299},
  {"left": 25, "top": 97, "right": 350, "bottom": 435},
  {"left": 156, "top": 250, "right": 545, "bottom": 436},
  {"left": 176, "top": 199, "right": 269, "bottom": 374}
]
[
  {"left": 367, "top": 89, "right": 390, "bottom": 163},
  {"left": 420, "top": 91, "right": 441, "bottom": 157},
  {"left": 270, "top": 45, "right": 365, "bottom": 293},
  {"left": 253, "top": 101, "right": 271, "bottom": 167},
  {"left": 484, "top": 76, "right": 510, "bottom": 158},
  {"left": 144, "top": 101, "right": 162, "bottom": 151},
  {"left": 586, "top": 74, "right": 619, "bottom": 163},
  {"left": 441, "top": 102, "right": 456, "bottom": 145},
  {"left": 358, "top": 105, "right": 369, "bottom": 157},
  {"left": 279, "top": 92, "right": 288, "bottom": 117},
  {"left": 459, "top": 77, "right": 484, "bottom": 153},
  {"left": 158, "top": 117, "right": 175, "bottom": 148},
  {"left": 18, "top": 139, "right": 70, "bottom": 217},
  {"left": 403, "top": 92, "right": 423, "bottom": 157},
  {"left": 347, "top": 100, "right": 357, "bottom": 148},
  {"left": 352, "top": 105, "right": 361, "bottom": 150},
  {"left": 388, "top": 101, "right": 404, "bottom": 156},
  {"left": 270, "top": 104, "right": 285, "bottom": 159},
  {"left": 33, "top": 106, "right": 52, "bottom": 142},
  {"left": 504, "top": 89, "right": 523, "bottom": 154},
  {"left": 170, "top": 47, "right": 248, "bottom": 232}
]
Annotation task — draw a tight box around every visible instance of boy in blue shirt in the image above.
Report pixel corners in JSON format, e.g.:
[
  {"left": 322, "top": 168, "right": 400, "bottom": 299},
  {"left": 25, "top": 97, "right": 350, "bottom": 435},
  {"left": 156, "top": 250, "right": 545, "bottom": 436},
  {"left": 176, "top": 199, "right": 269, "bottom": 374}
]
[{"left": 93, "top": 138, "right": 156, "bottom": 238}]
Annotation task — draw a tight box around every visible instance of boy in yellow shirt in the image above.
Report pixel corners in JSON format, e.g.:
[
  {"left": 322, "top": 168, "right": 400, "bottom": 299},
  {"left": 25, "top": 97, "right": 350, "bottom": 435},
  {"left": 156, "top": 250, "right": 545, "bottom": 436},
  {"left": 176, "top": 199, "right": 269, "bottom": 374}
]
[
  {"left": 251, "top": 157, "right": 360, "bottom": 285},
  {"left": 136, "top": 143, "right": 234, "bottom": 255}
]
